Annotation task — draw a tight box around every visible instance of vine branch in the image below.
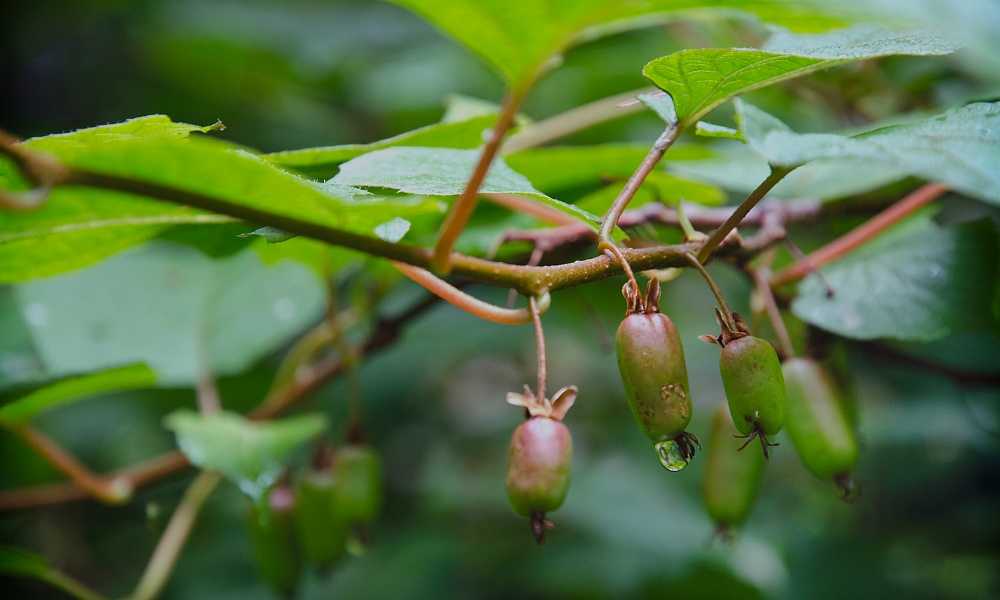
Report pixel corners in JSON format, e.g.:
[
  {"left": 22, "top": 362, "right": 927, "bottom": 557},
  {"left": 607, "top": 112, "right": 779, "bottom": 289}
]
[
  {"left": 9, "top": 425, "right": 133, "bottom": 504},
  {"left": 770, "top": 183, "right": 948, "bottom": 287},
  {"left": 1, "top": 134, "right": 796, "bottom": 296}
]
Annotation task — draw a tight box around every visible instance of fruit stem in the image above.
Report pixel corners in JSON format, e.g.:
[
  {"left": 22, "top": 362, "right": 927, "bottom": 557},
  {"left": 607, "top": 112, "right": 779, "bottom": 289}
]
[
  {"left": 697, "top": 166, "right": 795, "bottom": 263},
  {"left": 603, "top": 243, "right": 640, "bottom": 300},
  {"left": 529, "top": 295, "right": 548, "bottom": 404},
  {"left": 683, "top": 252, "right": 737, "bottom": 335}
]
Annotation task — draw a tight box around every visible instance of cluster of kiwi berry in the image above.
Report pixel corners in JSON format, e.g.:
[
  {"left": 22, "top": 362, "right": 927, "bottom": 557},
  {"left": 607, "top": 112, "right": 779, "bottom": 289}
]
[
  {"left": 504, "top": 276, "right": 859, "bottom": 541},
  {"left": 248, "top": 441, "right": 381, "bottom": 596}
]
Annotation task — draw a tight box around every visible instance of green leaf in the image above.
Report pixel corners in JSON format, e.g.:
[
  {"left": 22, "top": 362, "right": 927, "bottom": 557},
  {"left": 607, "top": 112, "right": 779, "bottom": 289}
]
[
  {"left": 695, "top": 121, "right": 744, "bottom": 141},
  {"left": 505, "top": 143, "right": 714, "bottom": 194},
  {"left": 266, "top": 114, "right": 499, "bottom": 180},
  {"left": 638, "top": 91, "right": 678, "bottom": 126},
  {"left": 643, "top": 24, "right": 957, "bottom": 128},
  {"left": 24, "top": 114, "right": 220, "bottom": 142},
  {"left": 374, "top": 217, "right": 412, "bottom": 243},
  {"left": 575, "top": 171, "right": 725, "bottom": 214},
  {"left": 792, "top": 215, "right": 999, "bottom": 341},
  {"left": 332, "top": 146, "right": 600, "bottom": 226},
  {"left": 0, "top": 363, "right": 155, "bottom": 426},
  {"left": 164, "top": 409, "right": 326, "bottom": 500},
  {"left": 15, "top": 242, "right": 326, "bottom": 386},
  {"left": 0, "top": 545, "right": 106, "bottom": 600},
  {"left": 668, "top": 141, "right": 909, "bottom": 201},
  {"left": 390, "top": 0, "right": 849, "bottom": 88},
  {"left": 0, "top": 116, "right": 443, "bottom": 283},
  {"left": 735, "top": 100, "right": 1000, "bottom": 204},
  {"left": 0, "top": 288, "right": 45, "bottom": 389}
]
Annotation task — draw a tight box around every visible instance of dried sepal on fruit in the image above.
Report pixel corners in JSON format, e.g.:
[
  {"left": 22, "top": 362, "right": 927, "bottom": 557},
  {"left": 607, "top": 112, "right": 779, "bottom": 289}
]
[
  {"left": 615, "top": 279, "right": 699, "bottom": 470},
  {"left": 505, "top": 384, "right": 576, "bottom": 544}
]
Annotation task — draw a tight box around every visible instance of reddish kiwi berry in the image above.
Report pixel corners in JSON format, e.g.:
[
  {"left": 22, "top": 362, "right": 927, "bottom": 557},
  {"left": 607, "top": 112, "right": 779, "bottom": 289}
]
[
  {"left": 718, "top": 334, "right": 786, "bottom": 458},
  {"left": 702, "top": 405, "right": 765, "bottom": 535},
  {"left": 615, "top": 280, "right": 698, "bottom": 468},
  {"left": 782, "top": 357, "right": 859, "bottom": 499},
  {"left": 248, "top": 483, "right": 301, "bottom": 597},
  {"left": 505, "top": 385, "right": 576, "bottom": 543}
]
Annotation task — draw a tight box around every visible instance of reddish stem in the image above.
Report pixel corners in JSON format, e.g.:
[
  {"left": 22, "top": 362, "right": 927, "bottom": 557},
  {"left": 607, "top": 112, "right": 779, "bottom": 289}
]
[
  {"left": 597, "top": 124, "right": 679, "bottom": 244},
  {"left": 392, "top": 261, "right": 548, "bottom": 325},
  {"left": 770, "top": 183, "right": 948, "bottom": 287},
  {"left": 12, "top": 425, "right": 133, "bottom": 504},
  {"left": 431, "top": 89, "right": 528, "bottom": 273}
]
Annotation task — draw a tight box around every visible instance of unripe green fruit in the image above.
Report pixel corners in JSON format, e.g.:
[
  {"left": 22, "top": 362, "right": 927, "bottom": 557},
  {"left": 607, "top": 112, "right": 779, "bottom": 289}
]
[
  {"left": 782, "top": 357, "right": 859, "bottom": 481},
  {"left": 332, "top": 445, "right": 382, "bottom": 525},
  {"left": 248, "top": 485, "right": 301, "bottom": 597},
  {"left": 615, "top": 312, "right": 692, "bottom": 441},
  {"left": 720, "top": 335, "right": 786, "bottom": 436},
  {"left": 505, "top": 417, "right": 571, "bottom": 517},
  {"left": 294, "top": 470, "right": 348, "bottom": 569},
  {"left": 702, "top": 405, "right": 765, "bottom": 530}
]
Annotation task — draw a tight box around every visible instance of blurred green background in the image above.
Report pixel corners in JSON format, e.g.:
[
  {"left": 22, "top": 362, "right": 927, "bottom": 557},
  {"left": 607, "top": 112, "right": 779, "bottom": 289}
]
[{"left": 1, "top": 1, "right": 999, "bottom": 599}]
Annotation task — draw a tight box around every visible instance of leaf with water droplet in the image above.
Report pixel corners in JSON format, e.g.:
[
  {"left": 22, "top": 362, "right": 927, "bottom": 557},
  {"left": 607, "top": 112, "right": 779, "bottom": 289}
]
[{"left": 654, "top": 439, "right": 691, "bottom": 472}]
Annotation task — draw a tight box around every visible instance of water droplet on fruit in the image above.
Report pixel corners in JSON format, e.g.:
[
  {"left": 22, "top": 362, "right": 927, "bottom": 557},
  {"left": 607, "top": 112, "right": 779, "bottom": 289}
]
[{"left": 654, "top": 439, "right": 690, "bottom": 471}]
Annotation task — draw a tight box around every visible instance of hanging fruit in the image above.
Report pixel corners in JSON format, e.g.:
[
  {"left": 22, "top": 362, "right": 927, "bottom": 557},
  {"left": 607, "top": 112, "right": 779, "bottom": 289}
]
[
  {"left": 294, "top": 446, "right": 349, "bottom": 569},
  {"left": 782, "top": 357, "right": 859, "bottom": 499},
  {"left": 702, "top": 404, "right": 766, "bottom": 535},
  {"left": 615, "top": 279, "right": 699, "bottom": 470},
  {"left": 248, "top": 482, "right": 301, "bottom": 597},
  {"left": 505, "top": 385, "right": 576, "bottom": 543}
]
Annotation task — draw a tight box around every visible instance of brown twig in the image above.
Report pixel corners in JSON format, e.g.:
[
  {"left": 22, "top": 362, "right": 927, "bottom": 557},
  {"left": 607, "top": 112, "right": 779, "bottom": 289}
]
[
  {"left": 770, "top": 183, "right": 948, "bottom": 287},
  {"left": 0, "top": 294, "right": 441, "bottom": 511}
]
